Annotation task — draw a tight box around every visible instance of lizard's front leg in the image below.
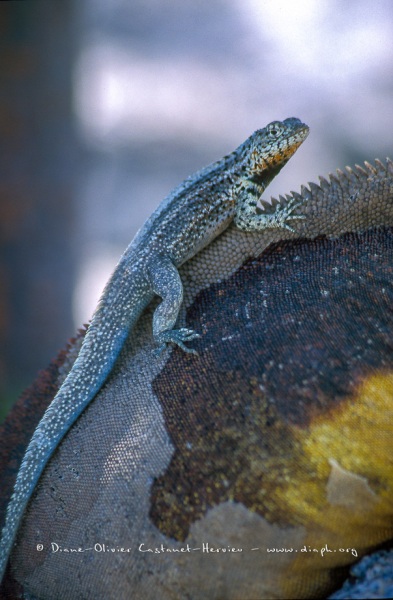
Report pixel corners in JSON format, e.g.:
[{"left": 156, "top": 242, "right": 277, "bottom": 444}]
[
  {"left": 148, "top": 256, "right": 200, "bottom": 355},
  {"left": 234, "top": 180, "right": 305, "bottom": 233}
]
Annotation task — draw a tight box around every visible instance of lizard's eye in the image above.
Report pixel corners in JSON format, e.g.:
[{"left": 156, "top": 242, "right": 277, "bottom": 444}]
[{"left": 267, "top": 123, "right": 284, "bottom": 138}]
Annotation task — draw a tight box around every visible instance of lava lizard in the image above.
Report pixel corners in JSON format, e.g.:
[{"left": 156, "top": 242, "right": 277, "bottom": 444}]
[{"left": 0, "top": 117, "right": 309, "bottom": 581}]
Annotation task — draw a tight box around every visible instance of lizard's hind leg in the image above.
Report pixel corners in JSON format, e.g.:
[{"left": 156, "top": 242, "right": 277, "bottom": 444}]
[{"left": 148, "top": 256, "right": 200, "bottom": 355}]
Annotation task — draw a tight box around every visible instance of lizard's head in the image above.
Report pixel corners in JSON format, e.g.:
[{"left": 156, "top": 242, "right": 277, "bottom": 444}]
[{"left": 239, "top": 117, "right": 309, "bottom": 186}]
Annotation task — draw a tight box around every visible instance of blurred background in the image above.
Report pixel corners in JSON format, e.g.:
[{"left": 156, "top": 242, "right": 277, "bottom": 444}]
[{"left": 0, "top": 0, "right": 392, "bottom": 418}]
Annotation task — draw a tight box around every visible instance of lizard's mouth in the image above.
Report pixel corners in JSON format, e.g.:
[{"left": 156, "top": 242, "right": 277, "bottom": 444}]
[{"left": 277, "top": 135, "right": 306, "bottom": 163}]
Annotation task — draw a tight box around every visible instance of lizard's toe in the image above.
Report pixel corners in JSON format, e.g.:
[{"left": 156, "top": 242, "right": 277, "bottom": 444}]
[
  {"left": 287, "top": 214, "right": 306, "bottom": 220},
  {"left": 154, "top": 328, "right": 200, "bottom": 355}
]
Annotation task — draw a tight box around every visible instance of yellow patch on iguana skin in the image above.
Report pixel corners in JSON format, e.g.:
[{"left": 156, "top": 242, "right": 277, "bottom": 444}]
[{"left": 279, "top": 372, "right": 393, "bottom": 598}]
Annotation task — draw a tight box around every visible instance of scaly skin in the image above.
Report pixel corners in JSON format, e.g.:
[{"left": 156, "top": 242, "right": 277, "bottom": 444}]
[{"left": 0, "top": 117, "right": 309, "bottom": 582}]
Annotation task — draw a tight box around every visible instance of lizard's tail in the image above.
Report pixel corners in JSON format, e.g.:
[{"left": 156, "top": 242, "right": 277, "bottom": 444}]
[{"left": 0, "top": 268, "right": 152, "bottom": 583}]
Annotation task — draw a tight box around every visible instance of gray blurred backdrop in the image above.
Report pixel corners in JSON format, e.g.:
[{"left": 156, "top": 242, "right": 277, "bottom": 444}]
[{"left": 1, "top": 0, "right": 392, "bottom": 417}]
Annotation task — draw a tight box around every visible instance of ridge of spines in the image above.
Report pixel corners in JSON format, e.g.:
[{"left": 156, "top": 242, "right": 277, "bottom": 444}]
[
  {"left": 328, "top": 172, "right": 340, "bottom": 186},
  {"left": 355, "top": 164, "right": 368, "bottom": 176},
  {"left": 300, "top": 184, "right": 312, "bottom": 200},
  {"left": 364, "top": 161, "right": 377, "bottom": 174},
  {"left": 318, "top": 175, "right": 330, "bottom": 190},
  {"left": 269, "top": 158, "right": 391, "bottom": 205},
  {"left": 374, "top": 158, "right": 388, "bottom": 176},
  {"left": 344, "top": 166, "right": 359, "bottom": 183},
  {"left": 291, "top": 190, "right": 304, "bottom": 202},
  {"left": 308, "top": 181, "right": 322, "bottom": 195}
]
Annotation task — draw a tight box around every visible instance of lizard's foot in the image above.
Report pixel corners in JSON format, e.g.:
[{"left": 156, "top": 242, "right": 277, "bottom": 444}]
[
  {"left": 267, "top": 197, "right": 306, "bottom": 232},
  {"left": 154, "top": 328, "right": 200, "bottom": 356}
]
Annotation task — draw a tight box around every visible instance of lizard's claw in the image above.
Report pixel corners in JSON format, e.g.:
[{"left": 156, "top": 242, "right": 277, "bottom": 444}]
[
  {"left": 154, "top": 328, "right": 200, "bottom": 356},
  {"left": 271, "top": 198, "right": 305, "bottom": 232}
]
